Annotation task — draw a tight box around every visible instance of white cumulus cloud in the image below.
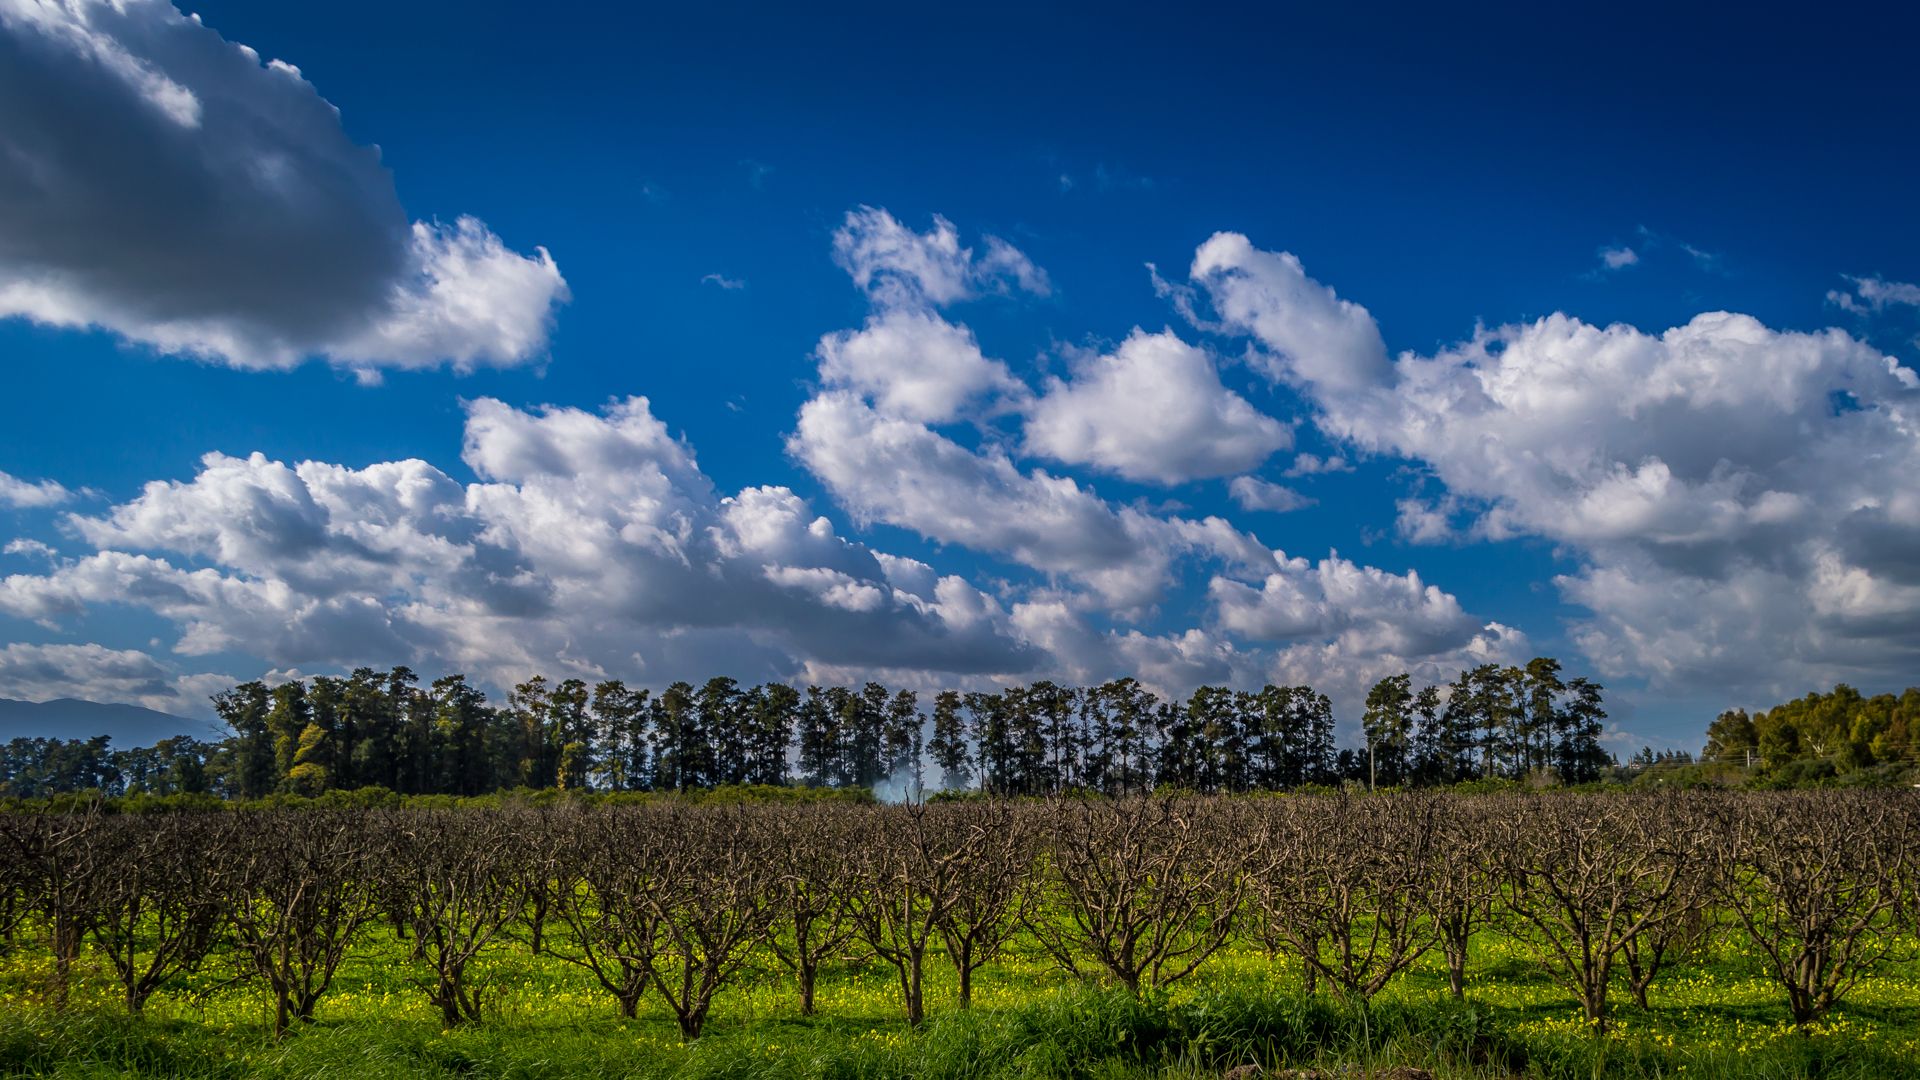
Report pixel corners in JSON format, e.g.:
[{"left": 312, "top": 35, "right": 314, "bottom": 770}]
[
  {"left": 1186, "top": 232, "right": 1920, "bottom": 700},
  {"left": 2, "top": 396, "right": 1039, "bottom": 690},
  {"left": 831, "top": 206, "right": 1048, "bottom": 309},
  {"left": 1189, "top": 232, "right": 1390, "bottom": 395},
  {"left": 1597, "top": 246, "right": 1640, "bottom": 271},
  {"left": 1229, "top": 476, "right": 1314, "bottom": 513},
  {"left": 0, "top": 470, "right": 73, "bottom": 508},
  {"left": 815, "top": 308, "right": 1026, "bottom": 423},
  {"left": 1025, "top": 329, "right": 1291, "bottom": 484}
]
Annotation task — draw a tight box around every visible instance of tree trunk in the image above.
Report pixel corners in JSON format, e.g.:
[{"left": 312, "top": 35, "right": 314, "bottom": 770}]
[
  {"left": 677, "top": 1001, "right": 709, "bottom": 1040},
  {"left": 1580, "top": 967, "right": 1610, "bottom": 1033},
  {"left": 50, "top": 916, "right": 79, "bottom": 1011},
  {"left": 435, "top": 969, "right": 473, "bottom": 1027},
  {"left": 904, "top": 948, "right": 925, "bottom": 1026},
  {"left": 527, "top": 895, "right": 547, "bottom": 955},
  {"left": 1439, "top": 919, "right": 1471, "bottom": 998},
  {"left": 1787, "top": 984, "right": 1817, "bottom": 1026},
  {"left": 798, "top": 962, "right": 818, "bottom": 1016}
]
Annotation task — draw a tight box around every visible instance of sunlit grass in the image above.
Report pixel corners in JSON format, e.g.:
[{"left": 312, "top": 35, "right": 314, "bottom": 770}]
[{"left": 1, "top": 918, "right": 1915, "bottom": 1078}]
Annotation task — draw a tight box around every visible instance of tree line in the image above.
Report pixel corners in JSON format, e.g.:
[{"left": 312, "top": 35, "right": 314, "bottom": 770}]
[
  {"left": 2, "top": 791, "right": 1914, "bottom": 1039},
  {"left": 1701, "top": 683, "right": 1920, "bottom": 784},
  {"left": 0, "top": 658, "right": 1616, "bottom": 800}
]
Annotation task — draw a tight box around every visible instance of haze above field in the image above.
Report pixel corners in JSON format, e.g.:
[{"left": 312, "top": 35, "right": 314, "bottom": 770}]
[{"left": 1, "top": 1, "right": 1917, "bottom": 750}]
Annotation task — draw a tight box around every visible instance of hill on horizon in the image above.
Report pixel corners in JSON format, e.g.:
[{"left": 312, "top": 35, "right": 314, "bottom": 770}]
[{"left": 0, "top": 697, "right": 226, "bottom": 748}]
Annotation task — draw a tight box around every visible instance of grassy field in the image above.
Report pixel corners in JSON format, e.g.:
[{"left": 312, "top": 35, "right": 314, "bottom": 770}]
[{"left": 2, "top": 916, "right": 1916, "bottom": 1079}]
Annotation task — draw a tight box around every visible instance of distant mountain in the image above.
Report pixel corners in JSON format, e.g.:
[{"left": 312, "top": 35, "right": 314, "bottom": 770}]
[{"left": 0, "top": 698, "right": 226, "bottom": 748}]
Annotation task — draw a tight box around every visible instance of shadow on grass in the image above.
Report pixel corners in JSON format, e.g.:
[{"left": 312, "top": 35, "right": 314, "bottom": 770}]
[{"left": 4, "top": 986, "right": 1917, "bottom": 1080}]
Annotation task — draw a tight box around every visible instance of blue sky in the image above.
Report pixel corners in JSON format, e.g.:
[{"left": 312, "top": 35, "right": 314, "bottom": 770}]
[{"left": 2, "top": 1, "right": 1918, "bottom": 750}]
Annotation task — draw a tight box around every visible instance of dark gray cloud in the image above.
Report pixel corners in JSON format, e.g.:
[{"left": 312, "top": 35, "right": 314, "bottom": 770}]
[
  {"left": 0, "top": 0, "right": 565, "bottom": 373},
  {"left": 1838, "top": 508, "right": 1920, "bottom": 586}
]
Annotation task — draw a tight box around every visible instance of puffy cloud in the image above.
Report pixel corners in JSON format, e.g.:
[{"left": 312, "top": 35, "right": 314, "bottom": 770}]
[
  {"left": 0, "top": 549, "right": 419, "bottom": 661},
  {"left": 799, "top": 210, "right": 1296, "bottom": 611},
  {"left": 1009, "top": 584, "right": 1523, "bottom": 724},
  {"left": 2, "top": 383, "right": 1512, "bottom": 723},
  {"left": 790, "top": 391, "right": 1172, "bottom": 608},
  {"left": 831, "top": 206, "right": 1048, "bottom": 309},
  {"left": 1209, "top": 552, "right": 1487, "bottom": 659},
  {"left": 0, "top": 469, "right": 72, "bottom": 508},
  {"left": 0, "top": 0, "right": 566, "bottom": 374},
  {"left": 1393, "top": 496, "right": 1457, "bottom": 545},
  {"left": 0, "top": 641, "right": 232, "bottom": 716},
  {"left": 326, "top": 219, "right": 567, "bottom": 379},
  {"left": 1229, "top": 477, "right": 1314, "bottom": 513},
  {"left": 1597, "top": 246, "right": 1640, "bottom": 271},
  {"left": 1188, "top": 233, "right": 1920, "bottom": 697},
  {"left": 791, "top": 390, "right": 1292, "bottom": 612},
  {"left": 1024, "top": 329, "right": 1291, "bottom": 484},
  {"left": 790, "top": 207, "right": 1506, "bottom": 710},
  {"left": 815, "top": 308, "right": 1025, "bottom": 423},
  {"left": 1188, "top": 232, "right": 1390, "bottom": 394},
  {"left": 1334, "top": 312, "right": 1916, "bottom": 556},
  {"left": 3, "top": 539, "right": 56, "bottom": 559},
  {"left": 0, "top": 203, "right": 1526, "bottom": 721},
  {"left": 0, "top": 396, "right": 1038, "bottom": 690}
]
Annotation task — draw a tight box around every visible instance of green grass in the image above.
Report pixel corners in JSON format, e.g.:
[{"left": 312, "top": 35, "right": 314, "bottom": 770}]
[{"left": 1, "top": 922, "right": 1916, "bottom": 1079}]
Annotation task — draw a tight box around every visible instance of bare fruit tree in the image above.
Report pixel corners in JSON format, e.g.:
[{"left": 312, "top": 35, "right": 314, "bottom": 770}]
[
  {"left": 1491, "top": 794, "right": 1700, "bottom": 1032},
  {"left": 85, "top": 814, "right": 226, "bottom": 1013},
  {"left": 1023, "top": 796, "right": 1245, "bottom": 995},
  {"left": 844, "top": 802, "right": 985, "bottom": 1025},
  {"left": 545, "top": 806, "right": 658, "bottom": 1019},
  {"left": 1, "top": 809, "right": 102, "bottom": 1009},
  {"left": 1249, "top": 794, "right": 1438, "bottom": 1002},
  {"left": 935, "top": 800, "right": 1035, "bottom": 1008},
  {"left": 1616, "top": 795, "right": 1715, "bottom": 1010},
  {"left": 758, "top": 804, "right": 861, "bottom": 1016},
  {"left": 386, "top": 808, "right": 528, "bottom": 1026},
  {"left": 1418, "top": 795, "right": 1500, "bottom": 998},
  {"left": 514, "top": 807, "right": 561, "bottom": 956},
  {"left": 0, "top": 815, "right": 39, "bottom": 952},
  {"left": 631, "top": 804, "right": 778, "bottom": 1039},
  {"left": 1714, "top": 791, "right": 1915, "bottom": 1025},
  {"left": 219, "top": 810, "right": 383, "bottom": 1036}
]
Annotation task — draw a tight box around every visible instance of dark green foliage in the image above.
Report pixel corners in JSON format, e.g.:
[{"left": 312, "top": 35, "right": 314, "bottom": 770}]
[
  {"left": 26, "top": 657, "right": 1920, "bottom": 803},
  {"left": 1702, "top": 684, "right": 1920, "bottom": 781}
]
